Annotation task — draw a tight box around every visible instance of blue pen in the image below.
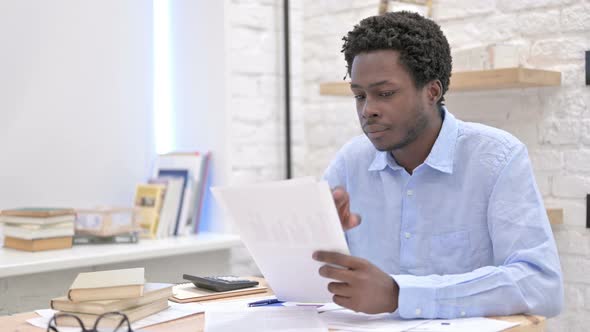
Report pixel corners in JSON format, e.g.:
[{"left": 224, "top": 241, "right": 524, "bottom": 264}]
[{"left": 248, "top": 298, "right": 284, "bottom": 307}]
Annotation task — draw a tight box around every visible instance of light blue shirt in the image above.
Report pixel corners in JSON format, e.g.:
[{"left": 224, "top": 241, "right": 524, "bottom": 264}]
[{"left": 323, "top": 108, "right": 563, "bottom": 319}]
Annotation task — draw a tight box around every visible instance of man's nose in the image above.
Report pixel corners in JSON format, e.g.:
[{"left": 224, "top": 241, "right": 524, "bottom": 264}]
[{"left": 361, "top": 98, "right": 380, "bottom": 118}]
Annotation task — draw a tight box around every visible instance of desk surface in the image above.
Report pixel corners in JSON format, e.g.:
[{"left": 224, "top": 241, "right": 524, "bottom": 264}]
[
  {"left": 0, "top": 232, "right": 241, "bottom": 278},
  {"left": 0, "top": 309, "right": 547, "bottom": 332},
  {"left": 0, "top": 279, "right": 546, "bottom": 332}
]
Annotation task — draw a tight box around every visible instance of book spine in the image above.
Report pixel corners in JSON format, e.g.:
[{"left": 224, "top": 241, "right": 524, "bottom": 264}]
[{"left": 193, "top": 152, "right": 211, "bottom": 234}]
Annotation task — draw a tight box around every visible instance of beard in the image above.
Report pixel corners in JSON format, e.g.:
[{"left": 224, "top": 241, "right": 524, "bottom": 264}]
[
  {"left": 388, "top": 112, "right": 429, "bottom": 151},
  {"left": 370, "top": 108, "right": 430, "bottom": 152}
]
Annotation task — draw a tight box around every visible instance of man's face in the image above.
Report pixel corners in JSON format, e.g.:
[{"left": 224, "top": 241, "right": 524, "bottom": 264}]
[{"left": 350, "top": 50, "right": 431, "bottom": 152}]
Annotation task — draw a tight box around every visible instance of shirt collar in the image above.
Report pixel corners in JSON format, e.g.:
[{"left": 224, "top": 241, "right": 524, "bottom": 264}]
[
  {"left": 368, "top": 149, "right": 402, "bottom": 171},
  {"left": 367, "top": 107, "right": 458, "bottom": 174}
]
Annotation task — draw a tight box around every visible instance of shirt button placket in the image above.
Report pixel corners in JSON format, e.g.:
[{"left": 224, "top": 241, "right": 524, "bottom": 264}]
[{"left": 400, "top": 179, "right": 415, "bottom": 271}]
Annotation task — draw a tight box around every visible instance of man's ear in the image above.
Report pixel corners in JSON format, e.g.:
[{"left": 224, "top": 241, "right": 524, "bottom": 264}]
[{"left": 425, "top": 80, "right": 443, "bottom": 105}]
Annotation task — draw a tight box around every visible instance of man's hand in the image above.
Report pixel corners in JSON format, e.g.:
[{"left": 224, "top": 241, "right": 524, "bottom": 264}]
[
  {"left": 313, "top": 251, "right": 399, "bottom": 314},
  {"left": 333, "top": 187, "right": 361, "bottom": 231}
]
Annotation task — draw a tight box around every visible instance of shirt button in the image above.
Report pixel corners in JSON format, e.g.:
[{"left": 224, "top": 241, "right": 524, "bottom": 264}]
[
  {"left": 460, "top": 311, "right": 466, "bottom": 316},
  {"left": 404, "top": 232, "right": 411, "bottom": 239},
  {"left": 406, "top": 189, "right": 414, "bottom": 196},
  {"left": 415, "top": 308, "right": 422, "bottom": 315}
]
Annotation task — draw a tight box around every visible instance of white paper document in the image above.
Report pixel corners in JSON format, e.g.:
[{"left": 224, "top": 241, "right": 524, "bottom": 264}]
[
  {"left": 320, "top": 309, "right": 519, "bottom": 332},
  {"left": 320, "top": 309, "right": 429, "bottom": 332},
  {"left": 212, "top": 179, "right": 350, "bottom": 303},
  {"left": 406, "top": 317, "right": 519, "bottom": 332},
  {"left": 205, "top": 306, "right": 328, "bottom": 332},
  {"left": 27, "top": 301, "right": 204, "bottom": 331}
]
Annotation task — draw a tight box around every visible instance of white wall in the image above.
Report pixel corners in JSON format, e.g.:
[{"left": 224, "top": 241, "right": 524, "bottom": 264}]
[
  {"left": 0, "top": 0, "right": 154, "bottom": 210},
  {"left": 224, "top": 0, "right": 305, "bottom": 276},
  {"left": 227, "top": 0, "right": 306, "bottom": 184},
  {"left": 166, "top": 0, "right": 230, "bottom": 232}
]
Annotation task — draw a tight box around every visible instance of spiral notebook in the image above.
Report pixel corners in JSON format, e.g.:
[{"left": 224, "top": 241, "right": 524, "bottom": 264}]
[{"left": 170, "top": 283, "right": 269, "bottom": 303}]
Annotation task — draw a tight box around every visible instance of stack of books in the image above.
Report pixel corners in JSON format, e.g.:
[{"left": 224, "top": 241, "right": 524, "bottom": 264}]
[
  {"left": 0, "top": 207, "right": 76, "bottom": 251},
  {"left": 51, "top": 268, "right": 172, "bottom": 328}
]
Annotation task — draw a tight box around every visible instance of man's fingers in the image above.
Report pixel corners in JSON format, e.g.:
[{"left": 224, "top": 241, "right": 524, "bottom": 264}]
[
  {"left": 327, "top": 282, "right": 354, "bottom": 297},
  {"left": 333, "top": 295, "right": 354, "bottom": 311},
  {"left": 333, "top": 187, "right": 345, "bottom": 200},
  {"left": 332, "top": 186, "right": 346, "bottom": 201},
  {"left": 332, "top": 187, "right": 361, "bottom": 231},
  {"left": 319, "top": 265, "right": 353, "bottom": 282},
  {"left": 347, "top": 213, "right": 362, "bottom": 228},
  {"left": 313, "top": 251, "right": 367, "bottom": 269},
  {"left": 333, "top": 187, "right": 349, "bottom": 209}
]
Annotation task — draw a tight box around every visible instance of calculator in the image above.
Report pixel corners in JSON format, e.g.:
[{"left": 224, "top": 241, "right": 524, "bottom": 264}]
[{"left": 182, "top": 274, "right": 259, "bottom": 292}]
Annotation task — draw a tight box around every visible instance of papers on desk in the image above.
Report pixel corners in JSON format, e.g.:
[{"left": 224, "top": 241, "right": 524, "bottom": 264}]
[
  {"left": 320, "top": 309, "right": 427, "bottom": 332},
  {"left": 26, "top": 301, "right": 204, "bottom": 331},
  {"left": 319, "top": 309, "right": 519, "bottom": 332},
  {"left": 406, "top": 317, "right": 518, "bottom": 332},
  {"left": 212, "top": 179, "right": 350, "bottom": 303},
  {"left": 205, "top": 306, "right": 328, "bottom": 332},
  {"left": 202, "top": 303, "right": 518, "bottom": 332}
]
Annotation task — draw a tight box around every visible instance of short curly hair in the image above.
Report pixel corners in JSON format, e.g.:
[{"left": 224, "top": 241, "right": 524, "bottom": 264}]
[{"left": 342, "top": 11, "right": 452, "bottom": 105}]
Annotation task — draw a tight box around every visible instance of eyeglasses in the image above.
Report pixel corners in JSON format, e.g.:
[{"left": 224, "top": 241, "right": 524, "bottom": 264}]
[{"left": 47, "top": 311, "right": 134, "bottom": 332}]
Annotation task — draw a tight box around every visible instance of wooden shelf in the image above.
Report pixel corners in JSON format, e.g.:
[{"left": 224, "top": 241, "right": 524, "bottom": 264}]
[
  {"left": 450, "top": 68, "right": 562, "bottom": 91},
  {"left": 0, "top": 232, "right": 241, "bottom": 278},
  {"left": 319, "top": 68, "right": 561, "bottom": 96},
  {"left": 546, "top": 208, "right": 564, "bottom": 225}
]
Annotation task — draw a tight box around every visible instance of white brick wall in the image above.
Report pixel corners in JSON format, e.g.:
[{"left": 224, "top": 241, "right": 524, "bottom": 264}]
[
  {"left": 301, "top": 1, "right": 590, "bottom": 331},
  {"left": 226, "top": 0, "right": 306, "bottom": 276},
  {"left": 228, "top": 0, "right": 305, "bottom": 184}
]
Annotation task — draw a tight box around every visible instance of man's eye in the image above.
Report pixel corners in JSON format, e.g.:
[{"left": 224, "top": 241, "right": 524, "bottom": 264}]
[
  {"left": 379, "top": 91, "right": 394, "bottom": 97},
  {"left": 354, "top": 95, "right": 366, "bottom": 100}
]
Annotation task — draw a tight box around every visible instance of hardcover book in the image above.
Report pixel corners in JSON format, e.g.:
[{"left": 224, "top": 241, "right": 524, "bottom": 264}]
[
  {"left": 56, "top": 298, "right": 168, "bottom": 327},
  {"left": 153, "top": 152, "right": 210, "bottom": 235},
  {"left": 134, "top": 184, "right": 165, "bottom": 239},
  {"left": 3, "top": 222, "right": 74, "bottom": 240},
  {"left": 3, "top": 236, "right": 73, "bottom": 252},
  {"left": 68, "top": 268, "right": 145, "bottom": 302},
  {"left": 52, "top": 283, "right": 172, "bottom": 315},
  {"left": 1, "top": 207, "right": 75, "bottom": 218},
  {"left": 156, "top": 169, "right": 189, "bottom": 236},
  {"left": 0, "top": 214, "right": 75, "bottom": 225}
]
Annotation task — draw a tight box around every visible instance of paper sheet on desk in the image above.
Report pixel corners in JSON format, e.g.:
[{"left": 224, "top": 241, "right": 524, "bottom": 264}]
[
  {"left": 27, "top": 301, "right": 204, "bottom": 331},
  {"left": 212, "top": 179, "right": 349, "bottom": 303},
  {"left": 320, "top": 309, "right": 519, "bottom": 332},
  {"left": 406, "top": 317, "right": 518, "bottom": 332},
  {"left": 205, "top": 306, "right": 328, "bottom": 332},
  {"left": 320, "top": 309, "right": 429, "bottom": 332}
]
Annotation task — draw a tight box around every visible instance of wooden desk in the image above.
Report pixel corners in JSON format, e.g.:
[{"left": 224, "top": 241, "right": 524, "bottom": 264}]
[
  {"left": 0, "top": 311, "right": 547, "bottom": 332},
  {"left": 0, "top": 280, "right": 545, "bottom": 332},
  {"left": 0, "top": 309, "right": 548, "bottom": 332}
]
